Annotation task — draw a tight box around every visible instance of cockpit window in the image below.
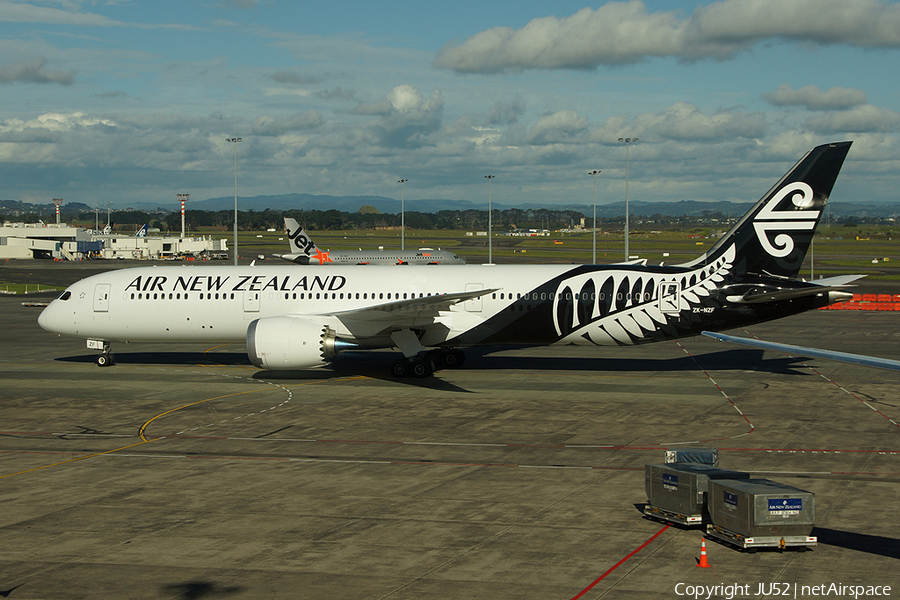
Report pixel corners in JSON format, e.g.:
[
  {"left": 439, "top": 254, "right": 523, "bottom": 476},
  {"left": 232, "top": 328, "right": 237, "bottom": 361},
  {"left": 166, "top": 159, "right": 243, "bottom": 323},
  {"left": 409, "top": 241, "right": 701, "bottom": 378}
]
[{"left": 58, "top": 291, "right": 71, "bottom": 301}]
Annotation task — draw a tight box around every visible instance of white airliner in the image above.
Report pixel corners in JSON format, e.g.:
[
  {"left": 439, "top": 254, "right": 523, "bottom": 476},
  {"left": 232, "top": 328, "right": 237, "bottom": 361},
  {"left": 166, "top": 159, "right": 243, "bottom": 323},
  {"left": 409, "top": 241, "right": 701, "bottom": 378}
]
[
  {"left": 39, "top": 142, "right": 857, "bottom": 377},
  {"left": 273, "top": 218, "right": 465, "bottom": 265}
]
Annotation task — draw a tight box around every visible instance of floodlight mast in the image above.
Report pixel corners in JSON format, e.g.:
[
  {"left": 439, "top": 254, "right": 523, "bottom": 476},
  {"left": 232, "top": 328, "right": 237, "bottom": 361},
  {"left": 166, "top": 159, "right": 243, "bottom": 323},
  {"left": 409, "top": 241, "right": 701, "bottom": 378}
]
[
  {"left": 484, "top": 175, "right": 495, "bottom": 264},
  {"left": 398, "top": 179, "right": 408, "bottom": 250},
  {"left": 226, "top": 138, "right": 242, "bottom": 265},
  {"left": 618, "top": 137, "right": 638, "bottom": 260},
  {"left": 588, "top": 170, "right": 601, "bottom": 264}
]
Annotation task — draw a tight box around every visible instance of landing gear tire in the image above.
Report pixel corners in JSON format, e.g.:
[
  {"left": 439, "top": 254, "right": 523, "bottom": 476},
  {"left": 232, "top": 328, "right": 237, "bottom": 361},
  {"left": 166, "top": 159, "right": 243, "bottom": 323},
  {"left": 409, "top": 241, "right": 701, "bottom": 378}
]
[
  {"left": 390, "top": 359, "right": 410, "bottom": 378},
  {"left": 96, "top": 353, "right": 114, "bottom": 367},
  {"left": 410, "top": 358, "right": 434, "bottom": 378},
  {"left": 442, "top": 349, "right": 465, "bottom": 368}
]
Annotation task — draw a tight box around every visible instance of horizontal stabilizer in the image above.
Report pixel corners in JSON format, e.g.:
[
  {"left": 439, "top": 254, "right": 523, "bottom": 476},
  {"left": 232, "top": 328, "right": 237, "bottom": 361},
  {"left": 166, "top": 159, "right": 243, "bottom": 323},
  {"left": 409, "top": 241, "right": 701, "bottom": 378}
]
[
  {"left": 702, "top": 331, "right": 900, "bottom": 372},
  {"left": 809, "top": 274, "right": 866, "bottom": 287},
  {"left": 725, "top": 285, "right": 854, "bottom": 304}
]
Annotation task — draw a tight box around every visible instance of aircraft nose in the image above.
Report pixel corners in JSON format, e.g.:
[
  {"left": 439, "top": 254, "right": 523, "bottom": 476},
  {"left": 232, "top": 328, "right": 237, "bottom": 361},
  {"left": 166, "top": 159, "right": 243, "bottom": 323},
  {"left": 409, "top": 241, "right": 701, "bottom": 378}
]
[
  {"left": 38, "top": 302, "right": 57, "bottom": 332},
  {"left": 38, "top": 295, "right": 72, "bottom": 335}
]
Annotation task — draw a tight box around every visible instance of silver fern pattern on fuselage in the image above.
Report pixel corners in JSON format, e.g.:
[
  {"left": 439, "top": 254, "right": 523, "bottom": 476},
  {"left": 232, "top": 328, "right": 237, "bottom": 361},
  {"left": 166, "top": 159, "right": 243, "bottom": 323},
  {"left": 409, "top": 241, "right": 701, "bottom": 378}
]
[{"left": 554, "top": 245, "right": 735, "bottom": 346}]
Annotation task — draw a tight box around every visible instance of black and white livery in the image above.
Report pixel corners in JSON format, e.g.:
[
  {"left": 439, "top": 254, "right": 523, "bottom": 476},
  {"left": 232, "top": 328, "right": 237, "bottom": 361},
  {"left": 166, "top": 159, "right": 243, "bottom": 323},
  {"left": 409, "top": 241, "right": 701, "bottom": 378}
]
[
  {"left": 39, "top": 142, "right": 856, "bottom": 377},
  {"left": 273, "top": 217, "right": 465, "bottom": 265}
]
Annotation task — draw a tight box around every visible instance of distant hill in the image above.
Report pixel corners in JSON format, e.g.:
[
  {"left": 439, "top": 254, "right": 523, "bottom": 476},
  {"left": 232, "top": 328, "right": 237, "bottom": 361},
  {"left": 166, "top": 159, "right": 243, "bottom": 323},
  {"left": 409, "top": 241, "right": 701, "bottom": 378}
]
[{"left": 4, "top": 194, "right": 900, "bottom": 219}]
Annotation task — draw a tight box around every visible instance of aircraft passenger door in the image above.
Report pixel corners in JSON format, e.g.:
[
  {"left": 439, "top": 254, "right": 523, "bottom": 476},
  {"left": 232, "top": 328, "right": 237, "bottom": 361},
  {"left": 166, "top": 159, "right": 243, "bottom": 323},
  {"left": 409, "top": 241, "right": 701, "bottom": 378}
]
[
  {"left": 243, "top": 291, "right": 260, "bottom": 314},
  {"left": 464, "top": 283, "right": 483, "bottom": 312},
  {"left": 658, "top": 281, "right": 681, "bottom": 314},
  {"left": 93, "top": 284, "right": 110, "bottom": 313}
]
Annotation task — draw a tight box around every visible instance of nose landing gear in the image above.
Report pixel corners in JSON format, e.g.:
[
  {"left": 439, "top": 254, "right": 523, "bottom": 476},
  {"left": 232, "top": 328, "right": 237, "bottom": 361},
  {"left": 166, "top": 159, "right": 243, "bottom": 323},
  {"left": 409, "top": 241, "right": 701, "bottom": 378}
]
[{"left": 88, "top": 340, "right": 115, "bottom": 367}]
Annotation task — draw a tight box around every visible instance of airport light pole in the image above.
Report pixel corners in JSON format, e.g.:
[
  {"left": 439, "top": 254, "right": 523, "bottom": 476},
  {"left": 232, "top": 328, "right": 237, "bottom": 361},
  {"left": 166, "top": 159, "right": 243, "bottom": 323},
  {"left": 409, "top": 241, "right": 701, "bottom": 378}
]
[
  {"left": 398, "top": 179, "right": 408, "bottom": 250},
  {"left": 618, "top": 137, "right": 637, "bottom": 260},
  {"left": 484, "top": 175, "right": 495, "bottom": 264},
  {"left": 53, "top": 198, "right": 63, "bottom": 225},
  {"left": 227, "top": 137, "right": 242, "bottom": 265},
  {"left": 588, "top": 170, "right": 601, "bottom": 264}
]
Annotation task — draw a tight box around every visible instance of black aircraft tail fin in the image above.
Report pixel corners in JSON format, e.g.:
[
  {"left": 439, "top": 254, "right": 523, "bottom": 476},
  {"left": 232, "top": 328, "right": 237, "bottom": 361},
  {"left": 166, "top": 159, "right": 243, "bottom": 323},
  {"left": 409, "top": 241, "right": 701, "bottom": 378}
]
[{"left": 681, "top": 141, "right": 852, "bottom": 278}]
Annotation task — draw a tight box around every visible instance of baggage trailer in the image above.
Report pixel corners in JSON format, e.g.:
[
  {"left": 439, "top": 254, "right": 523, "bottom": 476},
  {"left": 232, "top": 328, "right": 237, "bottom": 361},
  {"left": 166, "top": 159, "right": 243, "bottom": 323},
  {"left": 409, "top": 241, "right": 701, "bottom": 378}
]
[
  {"left": 706, "top": 478, "right": 816, "bottom": 550},
  {"left": 643, "top": 463, "right": 749, "bottom": 526},
  {"left": 664, "top": 447, "right": 718, "bottom": 466}
]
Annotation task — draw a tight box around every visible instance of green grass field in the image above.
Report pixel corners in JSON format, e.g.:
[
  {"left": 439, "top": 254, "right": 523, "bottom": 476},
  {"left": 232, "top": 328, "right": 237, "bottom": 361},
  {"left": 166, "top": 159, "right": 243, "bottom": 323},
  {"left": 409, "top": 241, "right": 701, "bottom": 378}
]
[{"left": 229, "top": 225, "right": 899, "bottom": 278}]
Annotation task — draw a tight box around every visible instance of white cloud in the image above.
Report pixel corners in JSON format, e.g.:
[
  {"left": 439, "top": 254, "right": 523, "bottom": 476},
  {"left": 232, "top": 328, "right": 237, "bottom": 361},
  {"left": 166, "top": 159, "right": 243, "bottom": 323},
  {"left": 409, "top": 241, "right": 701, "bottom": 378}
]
[
  {"left": 762, "top": 84, "right": 867, "bottom": 111},
  {"left": 0, "top": 56, "right": 74, "bottom": 85},
  {"left": 434, "top": 0, "right": 900, "bottom": 73},
  {"left": 434, "top": 3, "right": 687, "bottom": 73},
  {"left": 251, "top": 111, "right": 322, "bottom": 136},
  {"left": 528, "top": 110, "right": 590, "bottom": 145},
  {"left": 805, "top": 105, "right": 900, "bottom": 133}
]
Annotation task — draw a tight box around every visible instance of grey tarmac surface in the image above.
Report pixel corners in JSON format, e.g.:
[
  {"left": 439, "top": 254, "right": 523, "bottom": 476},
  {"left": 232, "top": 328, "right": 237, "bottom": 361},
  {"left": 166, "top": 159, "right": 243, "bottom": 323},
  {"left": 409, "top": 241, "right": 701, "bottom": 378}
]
[{"left": 1, "top": 262, "right": 899, "bottom": 599}]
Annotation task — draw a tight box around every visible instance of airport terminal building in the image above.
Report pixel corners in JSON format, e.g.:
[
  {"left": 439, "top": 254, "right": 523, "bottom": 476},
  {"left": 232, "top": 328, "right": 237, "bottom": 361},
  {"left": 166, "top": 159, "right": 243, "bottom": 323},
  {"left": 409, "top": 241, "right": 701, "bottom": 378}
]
[{"left": 0, "top": 222, "right": 227, "bottom": 261}]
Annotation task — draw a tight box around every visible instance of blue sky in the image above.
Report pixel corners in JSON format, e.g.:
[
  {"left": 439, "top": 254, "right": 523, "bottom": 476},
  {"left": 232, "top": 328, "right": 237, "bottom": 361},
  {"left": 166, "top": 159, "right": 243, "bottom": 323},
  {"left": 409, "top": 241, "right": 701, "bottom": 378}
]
[{"left": 2, "top": 0, "right": 899, "bottom": 210}]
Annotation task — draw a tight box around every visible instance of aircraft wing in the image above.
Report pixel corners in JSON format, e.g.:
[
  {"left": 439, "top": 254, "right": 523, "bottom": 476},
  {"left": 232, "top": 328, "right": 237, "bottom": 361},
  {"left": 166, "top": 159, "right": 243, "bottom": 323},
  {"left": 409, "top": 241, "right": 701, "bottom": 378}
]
[
  {"left": 702, "top": 331, "right": 900, "bottom": 372},
  {"left": 331, "top": 288, "right": 498, "bottom": 322}
]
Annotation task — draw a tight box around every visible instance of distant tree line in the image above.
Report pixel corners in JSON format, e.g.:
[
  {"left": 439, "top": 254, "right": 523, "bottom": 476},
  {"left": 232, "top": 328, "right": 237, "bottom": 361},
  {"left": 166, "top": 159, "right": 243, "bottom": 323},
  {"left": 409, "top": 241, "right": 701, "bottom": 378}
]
[{"left": 0, "top": 204, "right": 894, "bottom": 233}]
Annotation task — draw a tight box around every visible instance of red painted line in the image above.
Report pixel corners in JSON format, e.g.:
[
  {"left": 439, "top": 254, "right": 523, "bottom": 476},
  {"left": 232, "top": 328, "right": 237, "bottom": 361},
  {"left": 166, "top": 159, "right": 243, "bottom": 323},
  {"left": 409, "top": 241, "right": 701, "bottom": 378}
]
[{"left": 570, "top": 525, "right": 670, "bottom": 600}]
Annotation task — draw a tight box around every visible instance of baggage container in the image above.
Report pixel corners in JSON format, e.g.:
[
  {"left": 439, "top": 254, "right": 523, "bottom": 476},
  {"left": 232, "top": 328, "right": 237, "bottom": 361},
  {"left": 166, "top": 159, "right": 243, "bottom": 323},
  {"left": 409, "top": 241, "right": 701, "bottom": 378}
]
[
  {"left": 643, "top": 463, "right": 749, "bottom": 525},
  {"left": 664, "top": 447, "right": 718, "bottom": 466},
  {"left": 706, "top": 479, "right": 816, "bottom": 549}
]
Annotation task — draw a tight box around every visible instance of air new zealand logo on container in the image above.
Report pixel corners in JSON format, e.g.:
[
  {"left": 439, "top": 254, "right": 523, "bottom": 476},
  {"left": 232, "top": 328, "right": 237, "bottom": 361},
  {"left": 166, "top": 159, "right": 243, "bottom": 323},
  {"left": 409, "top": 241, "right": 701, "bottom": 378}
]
[
  {"left": 768, "top": 498, "right": 802, "bottom": 517},
  {"left": 753, "top": 182, "right": 820, "bottom": 258}
]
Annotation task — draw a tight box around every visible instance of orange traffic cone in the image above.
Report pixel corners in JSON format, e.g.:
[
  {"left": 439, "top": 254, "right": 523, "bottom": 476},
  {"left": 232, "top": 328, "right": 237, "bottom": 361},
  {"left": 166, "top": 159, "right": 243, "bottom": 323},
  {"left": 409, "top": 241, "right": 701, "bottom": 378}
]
[{"left": 697, "top": 538, "right": 711, "bottom": 568}]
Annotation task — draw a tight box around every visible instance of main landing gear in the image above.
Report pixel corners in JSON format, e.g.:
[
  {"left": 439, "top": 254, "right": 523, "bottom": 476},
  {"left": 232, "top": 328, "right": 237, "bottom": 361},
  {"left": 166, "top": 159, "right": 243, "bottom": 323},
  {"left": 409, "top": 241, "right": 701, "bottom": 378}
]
[{"left": 390, "top": 349, "right": 465, "bottom": 378}]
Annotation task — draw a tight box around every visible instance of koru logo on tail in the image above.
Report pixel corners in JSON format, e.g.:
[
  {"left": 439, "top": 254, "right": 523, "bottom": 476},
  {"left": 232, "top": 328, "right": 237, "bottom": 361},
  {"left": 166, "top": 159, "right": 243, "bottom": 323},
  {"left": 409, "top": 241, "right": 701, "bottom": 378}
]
[{"left": 752, "top": 182, "right": 819, "bottom": 258}]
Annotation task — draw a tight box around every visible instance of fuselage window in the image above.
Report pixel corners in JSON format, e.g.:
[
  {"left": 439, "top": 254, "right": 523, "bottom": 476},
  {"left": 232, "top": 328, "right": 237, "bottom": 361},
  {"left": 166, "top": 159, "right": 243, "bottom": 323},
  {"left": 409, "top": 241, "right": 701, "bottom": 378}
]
[
  {"left": 616, "top": 293, "right": 623, "bottom": 301},
  {"left": 492, "top": 293, "right": 496, "bottom": 300},
  {"left": 215, "top": 293, "right": 220, "bottom": 300},
  {"left": 379, "top": 293, "right": 384, "bottom": 300},
  {"left": 403, "top": 293, "right": 408, "bottom": 300},
  {"left": 131, "top": 293, "right": 135, "bottom": 300},
  {"left": 339, "top": 293, "right": 344, "bottom": 300},
  {"left": 316, "top": 293, "right": 321, "bottom": 299},
  {"left": 356, "top": 293, "right": 360, "bottom": 299},
  {"left": 387, "top": 293, "right": 392, "bottom": 299},
  {"left": 540, "top": 293, "right": 546, "bottom": 301}
]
